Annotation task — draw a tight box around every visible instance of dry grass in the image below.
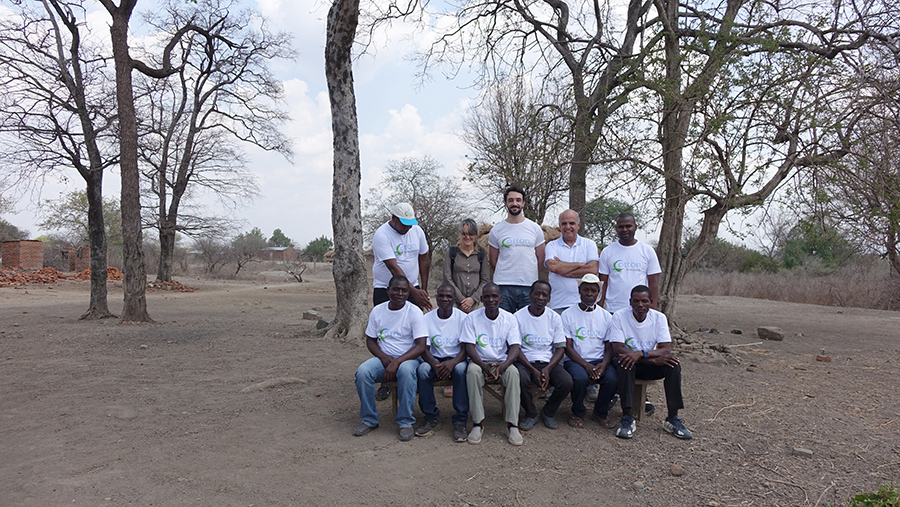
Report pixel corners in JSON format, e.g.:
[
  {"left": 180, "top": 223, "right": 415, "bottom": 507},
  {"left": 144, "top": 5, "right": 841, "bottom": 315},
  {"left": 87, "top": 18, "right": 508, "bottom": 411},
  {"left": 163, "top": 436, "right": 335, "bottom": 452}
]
[{"left": 680, "top": 265, "right": 900, "bottom": 311}]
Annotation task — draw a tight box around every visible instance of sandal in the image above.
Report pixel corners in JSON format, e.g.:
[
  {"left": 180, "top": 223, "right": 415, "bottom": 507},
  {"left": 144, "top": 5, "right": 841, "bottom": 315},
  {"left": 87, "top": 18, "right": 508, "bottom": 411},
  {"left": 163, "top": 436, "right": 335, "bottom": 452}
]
[{"left": 568, "top": 415, "right": 584, "bottom": 428}]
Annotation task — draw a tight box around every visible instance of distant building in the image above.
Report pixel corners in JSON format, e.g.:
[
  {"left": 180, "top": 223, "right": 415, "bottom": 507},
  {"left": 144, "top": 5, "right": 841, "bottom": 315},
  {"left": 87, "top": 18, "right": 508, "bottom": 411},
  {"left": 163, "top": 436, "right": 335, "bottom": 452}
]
[
  {"left": 1, "top": 240, "right": 44, "bottom": 269},
  {"left": 257, "top": 246, "right": 299, "bottom": 261}
]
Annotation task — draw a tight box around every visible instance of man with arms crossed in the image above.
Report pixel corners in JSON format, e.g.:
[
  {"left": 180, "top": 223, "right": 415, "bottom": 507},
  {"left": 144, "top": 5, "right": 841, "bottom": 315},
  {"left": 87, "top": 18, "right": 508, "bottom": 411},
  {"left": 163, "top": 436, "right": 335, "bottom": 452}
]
[
  {"left": 354, "top": 275, "right": 427, "bottom": 441},
  {"left": 461, "top": 283, "right": 524, "bottom": 446},
  {"left": 561, "top": 274, "right": 617, "bottom": 428},
  {"left": 609, "top": 285, "right": 692, "bottom": 440},
  {"left": 415, "top": 283, "right": 470, "bottom": 442},
  {"left": 514, "top": 280, "right": 573, "bottom": 431},
  {"left": 489, "top": 185, "right": 546, "bottom": 314},
  {"left": 545, "top": 209, "right": 600, "bottom": 313},
  {"left": 598, "top": 212, "right": 660, "bottom": 313}
]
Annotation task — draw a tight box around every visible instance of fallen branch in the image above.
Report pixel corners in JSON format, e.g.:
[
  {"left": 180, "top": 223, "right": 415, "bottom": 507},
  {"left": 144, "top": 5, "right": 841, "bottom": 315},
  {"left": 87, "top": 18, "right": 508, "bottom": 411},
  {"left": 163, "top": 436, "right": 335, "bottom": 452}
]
[
  {"left": 240, "top": 377, "right": 306, "bottom": 393},
  {"left": 705, "top": 400, "right": 757, "bottom": 422}
]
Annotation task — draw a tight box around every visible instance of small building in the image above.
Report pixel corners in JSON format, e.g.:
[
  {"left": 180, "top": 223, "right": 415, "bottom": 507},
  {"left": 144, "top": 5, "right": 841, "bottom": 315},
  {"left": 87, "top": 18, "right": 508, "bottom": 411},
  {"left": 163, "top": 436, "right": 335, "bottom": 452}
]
[
  {"left": 64, "top": 246, "right": 107, "bottom": 272},
  {"left": 257, "top": 246, "right": 299, "bottom": 262},
  {"left": 1, "top": 240, "right": 44, "bottom": 269}
]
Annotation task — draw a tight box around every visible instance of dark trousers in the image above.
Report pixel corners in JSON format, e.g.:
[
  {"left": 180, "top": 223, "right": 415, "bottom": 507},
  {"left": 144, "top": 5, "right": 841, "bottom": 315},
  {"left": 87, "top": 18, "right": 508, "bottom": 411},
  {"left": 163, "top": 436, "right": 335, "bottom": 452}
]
[
  {"left": 515, "top": 361, "right": 573, "bottom": 418},
  {"left": 564, "top": 359, "right": 618, "bottom": 418},
  {"left": 373, "top": 286, "right": 423, "bottom": 308},
  {"left": 614, "top": 357, "right": 684, "bottom": 415}
]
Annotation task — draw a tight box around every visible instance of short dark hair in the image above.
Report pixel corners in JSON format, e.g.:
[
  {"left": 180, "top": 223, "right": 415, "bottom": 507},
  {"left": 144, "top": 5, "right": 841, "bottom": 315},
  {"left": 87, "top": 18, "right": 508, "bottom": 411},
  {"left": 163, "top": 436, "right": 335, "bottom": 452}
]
[
  {"left": 483, "top": 281, "right": 500, "bottom": 293},
  {"left": 437, "top": 282, "right": 455, "bottom": 293},
  {"left": 530, "top": 279, "right": 551, "bottom": 294},
  {"left": 630, "top": 284, "right": 651, "bottom": 298},
  {"left": 504, "top": 184, "right": 526, "bottom": 202},
  {"left": 388, "top": 275, "right": 409, "bottom": 289},
  {"left": 617, "top": 212, "right": 636, "bottom": 223}
]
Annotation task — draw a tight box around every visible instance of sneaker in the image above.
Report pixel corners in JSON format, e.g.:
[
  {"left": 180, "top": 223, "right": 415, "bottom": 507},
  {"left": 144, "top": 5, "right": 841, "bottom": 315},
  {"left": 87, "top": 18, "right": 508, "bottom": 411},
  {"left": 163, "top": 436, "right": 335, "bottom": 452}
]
[
  {"left": 608, "top": 393, "right": 619, "bottom": 412},
  {"left": 664, "top": 416, "right": 693, "bottom": 440},
  {"left": 616, "top": 415, "right": 635, "bottom": 439},
  {"left": 353, "top": 422, "right": 377, "bottom": 436},
  {"left": 508, "top": 426, "right": 524, "bottom": 446},
  {"left": 467, "top": 425, "right": 483, "bottom": 445},
  {"left": 452, "top": 424, "right": 468, "bottom": 442},
  {"left": 540, "top": 410, "right": 558, "bottom": 430},
  {"left": 415, "top": 418, "right": 440, "bottom": 437},
  {"left": 398, "top": 426, "right": 414, "bottom": 441},
  {"left": 375, "top": 385, "right": 392, "bottom": 401},
  {"left": 519, "top": 416, "right": 538, "bottom": 431},
  {"left": 586, "top": 384, "right": 599, "bottom": 402}
]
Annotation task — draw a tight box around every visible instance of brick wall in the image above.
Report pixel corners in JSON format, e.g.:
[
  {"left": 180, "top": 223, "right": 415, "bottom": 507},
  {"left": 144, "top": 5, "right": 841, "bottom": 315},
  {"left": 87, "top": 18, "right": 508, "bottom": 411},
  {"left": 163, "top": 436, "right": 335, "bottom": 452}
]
[
  {"left": 66, "top": 246, "right": 92, "bottom": 272},
  {"left": 1, "top": 240, "right": 44, "bottom": 269}
]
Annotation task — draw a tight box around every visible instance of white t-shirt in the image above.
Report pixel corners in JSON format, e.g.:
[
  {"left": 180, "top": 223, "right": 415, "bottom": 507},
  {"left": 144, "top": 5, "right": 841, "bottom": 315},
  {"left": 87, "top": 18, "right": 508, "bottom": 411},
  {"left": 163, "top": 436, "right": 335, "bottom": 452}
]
[
  {"left": 372, "top": 222, "right": 429, "bottom": 289},
  {"left": 488, "top": 219, "right": 545, "bottom": 286},
  {"left": 460, "top": 307, "right": 521, "bottom": 363},
  {"left": 544, "top": 235, "right": 599, "bottom": 310},
  {"left": 561, "top": 304, "right": 613, "bottom": 362},
  {"left": 423, "top": 307, "right": 465, "bottom": 359},
  {"left": 365, "top": 301, "right": 428, "bottom": 358},
  {"left": 515, "top": 307, "right": 566, "bottom": 363},
  {"left": 607, "top": 308, "right": 671, "bottom": 352},
  {"left": 598, "top": 241, "right": 661, "bottom": 313}
]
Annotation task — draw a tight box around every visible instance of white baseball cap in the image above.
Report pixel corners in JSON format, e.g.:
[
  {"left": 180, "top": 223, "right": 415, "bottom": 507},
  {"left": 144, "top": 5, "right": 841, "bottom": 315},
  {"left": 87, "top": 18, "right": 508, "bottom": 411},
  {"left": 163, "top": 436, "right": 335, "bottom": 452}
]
[
  {"left": 577, "top": 273, "right": 601, "bottom": 286},
  {"left": 388, "top": 202, "right": 418, "bottom": 226}
]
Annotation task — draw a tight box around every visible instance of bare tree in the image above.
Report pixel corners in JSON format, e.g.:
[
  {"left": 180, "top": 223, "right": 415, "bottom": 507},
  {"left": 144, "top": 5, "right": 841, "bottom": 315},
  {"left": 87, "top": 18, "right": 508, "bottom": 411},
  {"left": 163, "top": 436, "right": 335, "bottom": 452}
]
[
  {"left": 324, "top": 0, "right": 369, "bottom": 342},
  {"left": 135, "top": 0, "right": 293, "bottom": 282},
  {"left": 0, "top": 0, "right": 116, "bottom": 319},
  {"left": 462, "top": 78, "right": 569, "bottom": 223},
  {"left": 364, "top": 157, "right": 470, "bottom": 254}
]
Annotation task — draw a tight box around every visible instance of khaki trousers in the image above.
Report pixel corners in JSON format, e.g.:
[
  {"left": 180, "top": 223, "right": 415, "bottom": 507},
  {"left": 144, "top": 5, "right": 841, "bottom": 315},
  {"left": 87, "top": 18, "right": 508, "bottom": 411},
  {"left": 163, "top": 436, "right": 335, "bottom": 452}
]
[{"left": 466, "top": 361, "right": 520, "bottom": 425}]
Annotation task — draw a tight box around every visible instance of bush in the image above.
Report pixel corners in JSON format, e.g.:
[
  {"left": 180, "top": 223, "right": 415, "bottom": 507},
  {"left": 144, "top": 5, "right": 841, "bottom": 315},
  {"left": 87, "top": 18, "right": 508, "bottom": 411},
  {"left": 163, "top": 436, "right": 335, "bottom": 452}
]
[{"left": 844, "top": 484, "right": 900, "bottom": 507}]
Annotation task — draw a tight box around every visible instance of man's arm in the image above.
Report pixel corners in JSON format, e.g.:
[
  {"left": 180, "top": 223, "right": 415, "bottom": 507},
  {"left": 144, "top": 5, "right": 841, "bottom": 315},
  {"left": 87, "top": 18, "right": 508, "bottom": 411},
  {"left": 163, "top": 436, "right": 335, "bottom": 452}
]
[
  {"left": 535, "top": 243, "right": 546, "bottom": 272},
  {"left": 565, "top": 338, "right": 596, "bottom": 376},
  {"left": 598, "top": 273, "right": 609, "bottom": 309},
  {"left": 498, "top": 344, "right": 520, "bottom": 376},
  {"left": 489, "top": 245, "right": 499, "bottom": 272},
  {"left": 546, "top": 258, "right": 599, "bottom": 278},
  {"left": 648, "top": 273, "right": 660, "bottom": 310},
  {"left": 418, "top": 253, "right": 430, "bottom": 292},
  {"left": 382, "top": 258, "right": 406, "bottom": 278},
  {"left": 366, "top": 336, "right": 394, "bottom": 369},
  {"left": 384, "top": 337, "right": 427, "bottom": 381},
  {"left": 465, "top": 343, "right": 493, "bottom": 378}
]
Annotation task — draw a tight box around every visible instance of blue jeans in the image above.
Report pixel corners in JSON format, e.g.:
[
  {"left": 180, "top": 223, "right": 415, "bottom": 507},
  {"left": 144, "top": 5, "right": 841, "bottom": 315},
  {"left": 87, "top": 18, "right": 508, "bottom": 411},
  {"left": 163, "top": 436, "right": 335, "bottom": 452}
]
[
  {"left": 355, "top": 357, "right": 418, "bottom": 428},
  {"left": 499, "top": 285, "right": 531, "bottom": 314},
  {"left": 564, "top": 359, "right": 618, "bottom": 418},
  {"left": 417, "top": 358, "right": 469, "bottom": 426}
]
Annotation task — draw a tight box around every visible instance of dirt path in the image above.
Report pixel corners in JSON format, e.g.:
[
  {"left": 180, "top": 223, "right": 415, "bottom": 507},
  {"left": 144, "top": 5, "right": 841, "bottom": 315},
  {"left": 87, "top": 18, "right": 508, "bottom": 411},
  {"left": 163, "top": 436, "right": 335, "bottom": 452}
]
[{"left": 2, "top": 275, "right": 899, "bottom": 506}]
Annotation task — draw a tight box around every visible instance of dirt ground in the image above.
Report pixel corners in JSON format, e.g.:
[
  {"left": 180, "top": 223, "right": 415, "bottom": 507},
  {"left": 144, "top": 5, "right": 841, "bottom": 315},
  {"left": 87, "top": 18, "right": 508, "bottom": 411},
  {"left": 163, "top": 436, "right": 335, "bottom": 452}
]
[{"left": 2, "top": 266, "right": 899, "bottom": 507}]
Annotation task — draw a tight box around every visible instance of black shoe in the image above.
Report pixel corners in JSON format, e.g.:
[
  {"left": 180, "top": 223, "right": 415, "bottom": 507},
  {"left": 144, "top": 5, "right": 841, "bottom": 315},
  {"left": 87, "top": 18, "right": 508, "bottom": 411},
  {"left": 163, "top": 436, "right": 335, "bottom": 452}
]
[
  {"left": 519, "top": 416, "right": 538, "bottom": 431},
  {"left": 415, "top": 419, "right": 440, "bottom": 437},
  {"left": 616, "top": 415, "right": 635, "bottom": 439},
  {"left": 353, "top": 422, "right": 377, "bottom": 436},
  {"left": 452, "top": 424, "right": 468, "bottom": 442},
  {"left": 398, "top": 426, "right": 414, "bottom": 441},
  {"left": 375, "top": 385, "right": 391, "bottom": 401}
]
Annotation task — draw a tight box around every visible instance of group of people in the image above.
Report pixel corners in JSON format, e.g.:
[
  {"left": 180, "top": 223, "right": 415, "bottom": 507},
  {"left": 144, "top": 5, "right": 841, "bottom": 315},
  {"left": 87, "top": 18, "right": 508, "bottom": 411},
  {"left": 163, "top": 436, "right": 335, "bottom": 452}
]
[{"left": 354, "top": 186, "right": 692, "bottom": 445}]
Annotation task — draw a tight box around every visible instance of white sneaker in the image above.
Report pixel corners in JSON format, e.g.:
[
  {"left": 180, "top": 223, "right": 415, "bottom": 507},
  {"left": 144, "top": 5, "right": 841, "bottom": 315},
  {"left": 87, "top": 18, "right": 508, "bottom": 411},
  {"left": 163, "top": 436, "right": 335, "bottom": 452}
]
[
  {"left": 467, "top": 425, "right": 483, "bottom": 445},
  {"left": 508, "top": 426, "right": 524, "bottom": 446}
]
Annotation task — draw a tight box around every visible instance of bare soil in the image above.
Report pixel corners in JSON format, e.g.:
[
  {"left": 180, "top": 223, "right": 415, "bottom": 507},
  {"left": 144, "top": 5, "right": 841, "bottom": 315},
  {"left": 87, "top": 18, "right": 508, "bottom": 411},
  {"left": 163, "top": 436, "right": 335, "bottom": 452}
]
[{"left": 2, "top": 268, "right": 899, "bottom": 506}]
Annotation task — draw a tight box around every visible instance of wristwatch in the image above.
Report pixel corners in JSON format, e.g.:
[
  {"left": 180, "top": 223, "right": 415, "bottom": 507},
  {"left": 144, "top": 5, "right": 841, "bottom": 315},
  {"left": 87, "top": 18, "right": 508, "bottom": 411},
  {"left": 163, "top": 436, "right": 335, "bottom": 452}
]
[{"left": 642, "top": 350, "right": 649, "bottom": 359}]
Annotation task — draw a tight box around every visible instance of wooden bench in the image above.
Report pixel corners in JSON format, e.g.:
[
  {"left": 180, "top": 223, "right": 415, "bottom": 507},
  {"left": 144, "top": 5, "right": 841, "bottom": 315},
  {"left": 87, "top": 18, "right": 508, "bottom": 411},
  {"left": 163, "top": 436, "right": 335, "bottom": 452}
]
[
  {"left": 382, "top": 377, "right": 535, "bottom": 417},
  {"left": 633, "top": 379, "right": 658, "bottom": 421}
]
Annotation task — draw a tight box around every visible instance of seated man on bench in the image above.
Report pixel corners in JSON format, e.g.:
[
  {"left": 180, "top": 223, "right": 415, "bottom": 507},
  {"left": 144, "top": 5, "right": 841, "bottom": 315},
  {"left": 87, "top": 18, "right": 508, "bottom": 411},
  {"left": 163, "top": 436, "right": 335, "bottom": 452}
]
[
  {"left": 415, "top": 283, "right": 469, "bottom": 442},
  {"left": 461, "top": 283, "right": 523, "bottom": 446},
  {"left": 354, "top": 275, "right": 427, "bottom": 441},
  {"left": 609, "top": 284, "right": 692, "bottom": 440}
]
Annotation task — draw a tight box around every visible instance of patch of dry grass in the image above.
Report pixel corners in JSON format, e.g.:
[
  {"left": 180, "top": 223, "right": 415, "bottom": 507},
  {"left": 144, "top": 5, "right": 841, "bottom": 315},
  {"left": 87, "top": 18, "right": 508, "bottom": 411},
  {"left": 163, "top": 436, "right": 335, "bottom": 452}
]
[{"left": 680, "top": 265, "right": 900, "bottom": 310}]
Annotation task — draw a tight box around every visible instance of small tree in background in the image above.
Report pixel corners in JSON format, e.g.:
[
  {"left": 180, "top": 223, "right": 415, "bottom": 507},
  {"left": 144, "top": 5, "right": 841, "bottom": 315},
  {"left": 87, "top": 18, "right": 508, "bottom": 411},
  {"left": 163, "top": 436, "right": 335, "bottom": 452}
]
[
  {"left": 230, "top": 227, "right": 267, "bottom": 277},
  {"left": 304, "top": 235, "right": 333, "bottom": 261},
  {"left": 269, "top": 228, "right": 294, "bottom": 247},
  {"left": 580, "top": 197, "right": 638, "bottom": 247},
  {"left": 39, "top": 191, "right": 123, "bottom": 255}
]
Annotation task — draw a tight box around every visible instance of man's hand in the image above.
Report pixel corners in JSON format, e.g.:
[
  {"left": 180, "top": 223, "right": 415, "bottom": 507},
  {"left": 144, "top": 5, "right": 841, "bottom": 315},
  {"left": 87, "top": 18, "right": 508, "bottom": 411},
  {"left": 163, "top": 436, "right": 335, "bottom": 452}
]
[
  {"left": 589, "top": 363, "right": 606, "bottom": 380},
  {"left": 652, "top": 353, "right": 680, "bottom": 367},
  {"left": 434, "top": 361, "right": 453, "bottom": 379},
  {"left": 618, "top": 350, "right": 642, "bottom": 370},
  {"left": 481, "top": 363, "right": 496, "bottom": 380},
  {"left": 410, "top": 287, "right": 433, "bottom": 312},
  {"left": 460, "top": 297, "right": 475, "bottom": 313},
  {"left": 384, "top": 358, "right": 401, "bottom": 381},
  {"left": 539, "top": 365, "right": 552, "bottom": 391},
  {"left": 379, "top": 356, "right": 392, "bottom": 369}
]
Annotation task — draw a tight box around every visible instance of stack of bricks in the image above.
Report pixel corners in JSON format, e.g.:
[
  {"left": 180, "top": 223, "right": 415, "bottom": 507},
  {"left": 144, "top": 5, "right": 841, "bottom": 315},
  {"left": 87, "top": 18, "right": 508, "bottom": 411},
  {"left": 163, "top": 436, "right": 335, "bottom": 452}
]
[{"left": 1, "top": 240, "right": 44, "bottom": 269}]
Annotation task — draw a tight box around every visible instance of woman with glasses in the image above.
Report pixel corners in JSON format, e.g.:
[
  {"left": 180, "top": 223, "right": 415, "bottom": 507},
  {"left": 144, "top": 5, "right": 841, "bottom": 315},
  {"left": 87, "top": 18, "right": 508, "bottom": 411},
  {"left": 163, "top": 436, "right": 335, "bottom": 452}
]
[{"left": 442, "top": 218, "right": 490, "bottom": 314}]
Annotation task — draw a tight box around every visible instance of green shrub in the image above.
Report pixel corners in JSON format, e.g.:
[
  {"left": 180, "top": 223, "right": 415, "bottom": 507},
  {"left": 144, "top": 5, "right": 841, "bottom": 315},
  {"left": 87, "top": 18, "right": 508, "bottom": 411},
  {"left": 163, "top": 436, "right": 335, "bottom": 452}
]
[{"left": 844, "top": 484, "right": 900, "bottom": 507}]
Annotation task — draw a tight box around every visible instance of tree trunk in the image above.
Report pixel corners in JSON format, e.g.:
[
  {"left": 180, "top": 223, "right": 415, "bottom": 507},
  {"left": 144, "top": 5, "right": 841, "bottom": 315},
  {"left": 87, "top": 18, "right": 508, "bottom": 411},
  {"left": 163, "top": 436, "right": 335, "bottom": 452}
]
[
  {"left": 323, "top": 0, "right": 368, "bottom": 342},
  {"left": 887, "top": 230, "right": 900, "bottom": 278},
  {"left": 108, "top": 2, "right": 151, "bottom": 322},
  {"left": 157, "top": 219, "right": 176, "bottom": 282},
  {"left": 81, "top": 169, "right": 114, "bottom": 319}
]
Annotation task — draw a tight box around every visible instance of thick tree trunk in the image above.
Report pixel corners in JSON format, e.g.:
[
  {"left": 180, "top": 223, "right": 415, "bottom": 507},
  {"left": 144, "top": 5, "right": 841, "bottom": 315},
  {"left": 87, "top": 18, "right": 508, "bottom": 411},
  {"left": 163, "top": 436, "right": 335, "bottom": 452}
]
[
  {"left": 81, "top": 170, "right": 114, "bottom": 319},
  {"left": 887, "top": 231, "right": 900, "bottom": 278},
  {"left": 323, "top": 0, "right": 368, "bottom": 342},
  {"left": 157, "top": 220, "right": 176, "bottom": 282},
  {"left": 108, "top": 2, "right": 151, "bottom": 322}
]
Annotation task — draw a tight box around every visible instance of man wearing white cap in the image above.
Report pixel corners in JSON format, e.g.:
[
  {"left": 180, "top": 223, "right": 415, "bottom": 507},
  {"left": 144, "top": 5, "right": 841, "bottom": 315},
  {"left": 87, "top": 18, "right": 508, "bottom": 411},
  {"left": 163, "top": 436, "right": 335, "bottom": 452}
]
[{"left": 372, "top": 202, "right": 432, "bottom": 312}]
